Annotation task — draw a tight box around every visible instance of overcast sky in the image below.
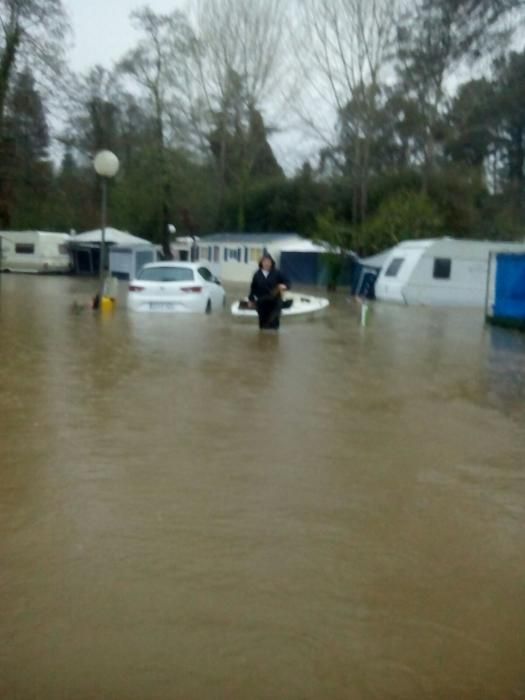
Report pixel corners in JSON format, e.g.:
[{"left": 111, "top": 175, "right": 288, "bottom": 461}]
[
  {"left": 66, "top": 0, "right": 186, "bottom": 72},
  {"left": 63, "top": 0, "right": 320, "bottom": 171}
]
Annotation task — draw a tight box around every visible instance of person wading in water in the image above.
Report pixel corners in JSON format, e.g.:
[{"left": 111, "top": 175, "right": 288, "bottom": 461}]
[{"left": 248, "top": 254, "right": 290, "bottom": 330}]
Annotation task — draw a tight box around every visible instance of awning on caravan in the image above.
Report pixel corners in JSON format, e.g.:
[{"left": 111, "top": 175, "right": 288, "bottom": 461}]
[{"left": 68, "top": 228, "right": 152, "bottom": 275}]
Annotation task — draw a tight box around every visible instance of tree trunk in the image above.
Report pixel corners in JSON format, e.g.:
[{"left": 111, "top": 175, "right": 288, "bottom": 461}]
[
  {"left": 360, "top": 137, "right": 370, "bottom": 222},
  {"left": 352, "top": 138, "right": 361, "bottom": 225},
  {"left": 237, "top": 166, "right": 247, "bottom": 232},
  {"left": 0, "top": 24, "right": 21, "bottom": 140},
  {"left": 507, "top": 125, "right": 525, "bottom": 214},
  {"left": 508, "top": 125, "right": 524, "bottom": 184},
  {"left": 154, "top": 96, "right": 173, "bottom": 259},
  {"left": 422, "top": 130, "right": 434, "bottom": 194},
  {"left": 0, "top": 22, "right": 21, "bottom": 231}
]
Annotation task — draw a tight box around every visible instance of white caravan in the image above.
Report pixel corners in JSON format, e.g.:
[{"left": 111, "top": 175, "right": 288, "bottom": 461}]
[
  {"left": 375, "top": 238, "right": 525, "bottom": 307},
  {"left": 0, "top": 231, "right": 72, "bottom": 273}
]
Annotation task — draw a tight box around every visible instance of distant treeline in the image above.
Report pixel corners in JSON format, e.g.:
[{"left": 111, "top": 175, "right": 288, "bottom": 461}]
[{"left": 1, "top": 0, "right": 525, "bottom": 255}]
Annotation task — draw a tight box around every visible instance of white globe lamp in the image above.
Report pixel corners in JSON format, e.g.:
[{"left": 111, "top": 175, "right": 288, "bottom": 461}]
[{"left": 93, "top": 150, "right": 120, "bottom": 307}]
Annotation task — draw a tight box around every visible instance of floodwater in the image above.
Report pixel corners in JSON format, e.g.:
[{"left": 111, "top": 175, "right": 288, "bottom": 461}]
[{"left": 0, "top": 274, "right": 524, "bottom": 700}]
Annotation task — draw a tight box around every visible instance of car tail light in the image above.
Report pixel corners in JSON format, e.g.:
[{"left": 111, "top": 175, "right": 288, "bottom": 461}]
[
  {"left": 129, "top": 284, "right": 145, "bottom": 292},
  {"left": 180, "top": 286, "right": 202, "bottom": 293}
]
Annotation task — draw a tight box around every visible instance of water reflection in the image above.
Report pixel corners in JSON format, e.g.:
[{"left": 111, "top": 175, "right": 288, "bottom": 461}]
[{"left": 0, "top": 275, "right": 524, "bottom": 700}]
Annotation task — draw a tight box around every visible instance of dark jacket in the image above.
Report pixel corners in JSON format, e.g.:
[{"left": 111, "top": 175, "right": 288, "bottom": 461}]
[{"left": 249, "top": 268, "right": 290, "bottom": 302}]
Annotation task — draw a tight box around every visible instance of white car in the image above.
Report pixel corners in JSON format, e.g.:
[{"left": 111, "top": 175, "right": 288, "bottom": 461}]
[{"left": 127, "top": 262, "right": 225, "bottom": 313}]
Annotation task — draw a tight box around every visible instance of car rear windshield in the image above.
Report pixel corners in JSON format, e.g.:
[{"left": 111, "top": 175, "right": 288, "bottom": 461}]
[{"left": 138, "top": 266, "right": 195, "bottom": 282}]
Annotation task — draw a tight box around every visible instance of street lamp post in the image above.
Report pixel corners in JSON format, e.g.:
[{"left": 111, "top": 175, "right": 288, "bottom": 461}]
[{"left": 93, "top": 150, "right": 119, "bottom": 305}]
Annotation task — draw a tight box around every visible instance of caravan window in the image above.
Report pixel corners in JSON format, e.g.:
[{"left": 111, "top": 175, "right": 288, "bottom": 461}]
[
  {"left": 385, "top": 257, "right": 404, "bottom": 277},
  {"left": 433, "top": 258, "right": 451, "bottom": 279},
  {"left": 15, "top": 243, "right": 35, "bottom": 255}
]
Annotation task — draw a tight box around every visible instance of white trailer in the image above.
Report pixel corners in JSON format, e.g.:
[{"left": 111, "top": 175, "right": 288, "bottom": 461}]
[
  {"left": 375, "top": 238, "right": 525, "bottom": 307},
  {"left": 0, "top": 231, "right": 72, "bottom": 274}
]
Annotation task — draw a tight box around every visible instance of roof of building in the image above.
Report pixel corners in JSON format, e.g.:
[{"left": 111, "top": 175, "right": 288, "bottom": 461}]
[
  {"left": 359, "top": 249, "right": 394, "bottom": 268},
  {"left": 201, "top": 232, "right": 302, "bottom": 244},
  {"left": 70, "top": 227, "right": 151, "bottom": 246},
  {"left": 279, "top": 239, "right": 334, "bottom": 253},
  {"left": 389, "top": 237, "right": 525, "bottom": 256}
]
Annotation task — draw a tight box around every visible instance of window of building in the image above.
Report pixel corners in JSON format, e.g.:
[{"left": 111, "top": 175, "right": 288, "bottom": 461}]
[
  {"left": 433, "top": 258, "right": 452, "bottom": 279},
  {"left": 15, "top": 243, "right": 35, "bottom": 255},
  {"left": 213, "top": 246, "right": 220, "bottom": 262},
  {"left": 225, "top": 247, "right": 241, "bottom": 262},
  {"left": 199, "top": 247, "right": 209, "bottom": 261},
  {"left": 385, "top": 257, "right": 404, "bottom": 277},
  {"left": 250, "top": 247, "right": 263, "bottom": 262}
]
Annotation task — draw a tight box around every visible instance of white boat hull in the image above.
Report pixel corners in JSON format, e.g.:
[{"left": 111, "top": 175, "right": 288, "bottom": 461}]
[{"left": 231, "top": 292, "right": 329, "bottom": 317}]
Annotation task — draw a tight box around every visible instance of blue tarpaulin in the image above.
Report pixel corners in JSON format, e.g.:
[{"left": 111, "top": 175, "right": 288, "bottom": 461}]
[
  {"left": 280, "top": 252, "right": 354, "bottom": 286},
  {"left": 493, "top": 253, "right": 525, "bottom": 326}
]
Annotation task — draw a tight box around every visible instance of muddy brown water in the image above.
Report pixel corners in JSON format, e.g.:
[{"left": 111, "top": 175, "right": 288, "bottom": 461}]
[{"left": 0, "top": 274, "right": 524, "bottom": 700}]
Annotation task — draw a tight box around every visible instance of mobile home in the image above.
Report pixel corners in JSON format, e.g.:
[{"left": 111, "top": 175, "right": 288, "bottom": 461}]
[
  {"left": 194, "top": 233, "right": 322, "bottom": 284},
  {"left": 375, "top": 238, "right": 525, "bottom": 307},
  {"left": 198, "top": 233, "right": 304, "bottom": 283},
  {"left": 0, "top": 230, "right": 72, "bottom": 273}
]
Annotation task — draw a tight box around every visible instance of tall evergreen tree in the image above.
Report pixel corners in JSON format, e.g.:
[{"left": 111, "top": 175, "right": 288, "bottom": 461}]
[{"left": 1, "top": 68, "right": 51, "bottom": 227}]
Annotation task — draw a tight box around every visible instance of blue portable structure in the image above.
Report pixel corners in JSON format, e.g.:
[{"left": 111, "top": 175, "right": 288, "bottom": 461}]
[{"left": 486, "top": 252, "right": 525, "bottom": 330}]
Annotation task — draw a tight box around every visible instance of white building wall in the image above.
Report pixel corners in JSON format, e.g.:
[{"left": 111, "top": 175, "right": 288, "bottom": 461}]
[{"left": 196, "top": 237, "right": 300, "bottom": 283}]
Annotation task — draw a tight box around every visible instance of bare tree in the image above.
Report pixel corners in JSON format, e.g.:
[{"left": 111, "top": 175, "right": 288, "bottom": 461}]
[
  {"left": 190, "top": 0, "right": 288, "bottom": 109},
  {"left": 0, "top": 0, "right": 69, "bottom": 139},
  {"left": 185, "top": 0, "right": 290, "bottom": 221},
  {"left": 292, "top": 0, "right": 403, "bottom": 222},
  {"left": 118, "top": 6, "right": 196, "bottom": 256}
]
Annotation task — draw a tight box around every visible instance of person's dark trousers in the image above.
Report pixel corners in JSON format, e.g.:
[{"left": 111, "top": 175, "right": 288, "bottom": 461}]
[{"left": 257, "top": 298, "right": 281, "bottom": 329}]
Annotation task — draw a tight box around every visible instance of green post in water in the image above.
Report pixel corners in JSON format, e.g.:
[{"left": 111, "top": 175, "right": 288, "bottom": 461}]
[{"left": 360, "top": 303, "right": 369, "bottom": 327}]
